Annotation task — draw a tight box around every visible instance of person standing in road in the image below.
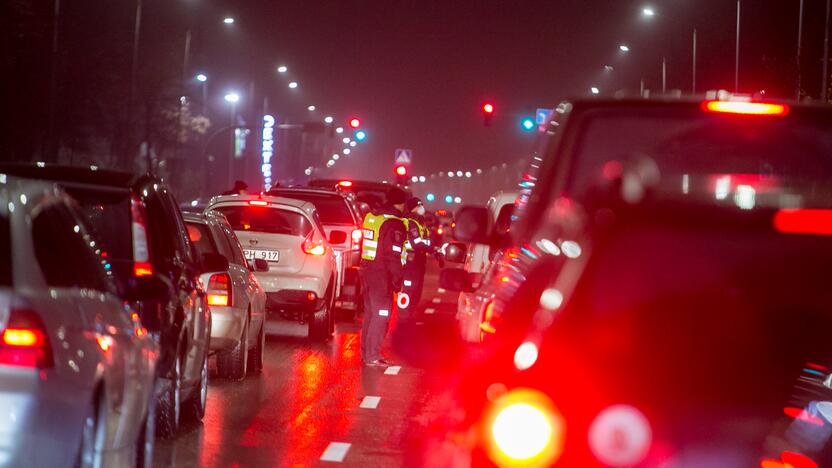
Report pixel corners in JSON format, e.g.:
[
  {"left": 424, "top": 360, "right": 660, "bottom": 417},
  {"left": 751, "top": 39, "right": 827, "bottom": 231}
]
[
  {"left": 398, "top": 197, "right": 436, "bottom": 322},
  {"left": 359, "top": 187, "right": 408, "bottom": 367},
  {"left": 222, "top": 180, "right": 249, "bottom": 196}
]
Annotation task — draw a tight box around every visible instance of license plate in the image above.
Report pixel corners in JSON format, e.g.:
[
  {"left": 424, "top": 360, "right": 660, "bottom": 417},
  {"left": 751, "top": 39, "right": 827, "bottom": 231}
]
[{"left": 244, "top": 249, "right": 279, "bottom": 262}]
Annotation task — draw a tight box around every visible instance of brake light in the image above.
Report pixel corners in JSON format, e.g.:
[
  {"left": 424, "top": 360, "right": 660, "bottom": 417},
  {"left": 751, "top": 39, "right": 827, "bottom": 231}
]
[
  {"left": 206, "top": 273, "right": 232, "bottom": 307},
  {"left": 302, "top": 232, "right": 326, "bottom": 256},
  {"left": 306, "top": 292, "right": 317, "bottom": 301},
  {"left": 437, "top": 227, "right": 444, "bottom": 235},
  {"left": 0, "top": 310, "right": 52, "bottom": 368},
  {"left": 486, "top": 389, "right": 564, "bottom": 466},
  {"left": 249, "top": 200, "right": 269, "bottom": 206},
  {"left": 131, "top": 194, "right": 153, "bottom": 277},
  {"left": 773, "top": 209, "right": 832, "bottom": 236},
  {"left": 702, "top": 100, "right": 789, "bottom": 116},
  {"left": 338, "top": 180, "right": 353, "bottom": 187}
]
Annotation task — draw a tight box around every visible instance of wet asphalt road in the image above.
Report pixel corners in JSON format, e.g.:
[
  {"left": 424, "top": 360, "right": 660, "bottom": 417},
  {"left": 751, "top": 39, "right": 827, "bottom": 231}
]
[{"left": 153, "top": 264, "right": 467, "bottom": 467}]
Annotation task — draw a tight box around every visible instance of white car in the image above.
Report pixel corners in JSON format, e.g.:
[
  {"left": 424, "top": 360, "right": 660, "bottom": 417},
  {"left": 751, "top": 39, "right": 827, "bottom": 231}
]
[
  {"left": 456, "top": 190, "right": 518, "bottom": 342},
  {"left": 183, "top": 211, "right": 267, "bottom": 380},
  {"left": 0, "top": 176, "right": 159, "bottom": 467},
  {"left": 207, "top": 194, "right": 337, "bottom": 340}
]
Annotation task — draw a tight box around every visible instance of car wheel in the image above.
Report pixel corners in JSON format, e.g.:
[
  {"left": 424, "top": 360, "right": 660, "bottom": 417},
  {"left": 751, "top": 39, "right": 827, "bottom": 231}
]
[
  {"left": 247, "top": 319, "right": 265, "bottom": 374},
  {"left": 156, "top": 354, "right": 182, "bottom": 439},
  {"left": 77, "top": 394, "right": 106, "bottom": 468},
  {"left": 135, "top": 392, "right": 156, "bottom": 468},
  {"left": 309, "top": 287, "right": 332, "bottom": 341},
  {"left": 183, "top": 350, "right": 208, "bottom": 422},
  {"left": 217, "top": 315, "right": 248, "bottom": 381}
]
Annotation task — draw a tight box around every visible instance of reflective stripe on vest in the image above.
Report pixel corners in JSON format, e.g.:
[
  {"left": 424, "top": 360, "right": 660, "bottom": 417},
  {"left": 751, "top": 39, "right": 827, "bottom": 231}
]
[{"left": 361, "top": 213, "right": 399, "bottom": 261}]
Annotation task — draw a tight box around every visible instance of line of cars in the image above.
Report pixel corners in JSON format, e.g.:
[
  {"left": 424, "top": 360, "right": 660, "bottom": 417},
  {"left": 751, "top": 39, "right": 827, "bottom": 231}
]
[
  {"left": 439, "top": 97, "right": 832, "bottom": 466},
  {"left": 0, "top": 165, "right": 371, "bottom": 467}
]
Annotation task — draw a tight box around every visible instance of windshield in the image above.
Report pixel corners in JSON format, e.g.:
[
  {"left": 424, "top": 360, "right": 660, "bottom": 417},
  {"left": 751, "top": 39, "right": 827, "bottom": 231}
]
[
  {"left": 212, "top": 205, "right": 312, "bottom": 237},
  {"left": 271, "top": 192, "right": 353, "bottom": 225},
  {"left": 569, "top": 108, "right": 832, "bottom": 207}
]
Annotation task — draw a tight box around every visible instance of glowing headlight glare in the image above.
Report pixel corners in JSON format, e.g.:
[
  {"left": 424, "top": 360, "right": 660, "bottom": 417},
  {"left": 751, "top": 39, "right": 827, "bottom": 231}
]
[
  {"left": 486, "top": 389, "right": 564, "bottom": 466},
  {"left": 513, "top": 341, "right": 539, "bottom": 370}
]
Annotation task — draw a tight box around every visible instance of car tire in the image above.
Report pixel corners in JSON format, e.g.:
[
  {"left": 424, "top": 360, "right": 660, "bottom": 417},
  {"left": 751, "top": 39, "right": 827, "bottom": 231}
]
[
  {"left": 247, "top": 319, "right": 265, "bottom": 374},
  {"left": 135, "top": 392, "right": 156, "bottom": 468},
  {"left": 183, "top": 350, "right": 208, "bottom": 422},
  {"left": 218, "top": 316, "right": 248, "bottom": 381},
  {"left": 77, "top": 394, "right": 107, "bottom": 468},
  {"left": 156, "top": 354, "right": 182, "bottom": 439},
  {"left": 309, "top": 285, "right": 332, "bottom": 341}
]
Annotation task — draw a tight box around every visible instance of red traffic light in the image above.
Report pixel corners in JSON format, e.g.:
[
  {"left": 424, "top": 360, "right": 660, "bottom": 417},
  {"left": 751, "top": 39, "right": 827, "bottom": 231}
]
[
  {"left": 349, "top": 118, "right": 361, "bottom": 129},
  {"left": 395, "top": 165, "right": 408, "bottom": 176},
  {"left": 482, "top": 103, "right": 495, "bottom": 114}
]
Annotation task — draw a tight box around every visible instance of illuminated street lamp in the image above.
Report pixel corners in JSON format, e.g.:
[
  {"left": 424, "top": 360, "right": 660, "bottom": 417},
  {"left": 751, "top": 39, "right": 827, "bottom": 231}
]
[
  {"left": 335, "top": 127, "right": 344, "bottom": 134},
  {"left": 324, "top": 116, "right": 334, "bottom": 124},
  {"left": 342, "top": 137, "right": 350, "bottom": 144},
  {"left": 619, "top": 44, "right": 630, "bottom": 53},
  {"left": 307, "top": 105, "right": 316, "bottom": 111},
  {"left": 223, "top": 16, "right": 235, "bottom": 24},
  {"left": 288, "top": 81, "right": 298, "bottom": 89},
  {"left": 590, "top": 87, "right": 600, "bottom": 95},
  {"left": 349, "top": 141, "right": 357, "bottom": 147},
  {"left": 642, "top": 7, "right": 655, "bottom": 17},
  {"left": 224, "top": 92, "right": 240, "bottom": 104},
  {"left": 277, "top": 65, "right": 288, "bottom": 73},
  {"left": 343, "top": 148, "right": 351, "bottom": 155},
  {"left": 195, "top": 73, "right": 208, "bottom": 82}
]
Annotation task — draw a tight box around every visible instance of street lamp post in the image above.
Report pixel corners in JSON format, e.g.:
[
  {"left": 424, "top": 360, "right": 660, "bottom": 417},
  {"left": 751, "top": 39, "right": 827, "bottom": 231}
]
[{"left": 225, "top": 92, "right": 240, "bottom": 189}]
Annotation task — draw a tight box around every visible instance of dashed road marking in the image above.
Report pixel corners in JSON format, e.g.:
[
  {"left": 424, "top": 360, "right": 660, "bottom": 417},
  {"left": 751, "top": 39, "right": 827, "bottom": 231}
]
[
  {"left": 432, "top": 297, "right": 441, "bottom": 304},
  {"left": 360, "top": 396, "right": 381, "bottom": 409},
  {"left": 424, "top": 308, "right": 435, "bottom": 315},
  {"left": 384, "top": 366, "right": 402, "bottom": 375},
  {"left": 320, "top": 442, "right": 351, "bottom": 462},
  {"left": 438, "top": 288, "right": 446, "bottom": 293}
]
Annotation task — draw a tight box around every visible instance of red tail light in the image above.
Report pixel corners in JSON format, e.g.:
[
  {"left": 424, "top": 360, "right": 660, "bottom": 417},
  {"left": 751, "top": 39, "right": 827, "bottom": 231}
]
[
  {"left": 0, "top": 310, "right": 52, "bottom": 368},
  {"left": 206, "top": 273, "right": 232, "bottom": 307},
  {"left": 130, "top": 194, "right": 153, "bottom": 277},
  {"left": 773, "top": 209, "right": 832, "bottom": 236},
  {"left": 702, "top": 100, "right": 789, "bottom": 116},
  {"left": 338, "top": 180, "right": 353, "bottom": 188},
  {"left": 249, "top": 199, "right": 269, "bottom": 206},
  {"left": 302, "top": 233, "right": 326, "bottom": 256}
]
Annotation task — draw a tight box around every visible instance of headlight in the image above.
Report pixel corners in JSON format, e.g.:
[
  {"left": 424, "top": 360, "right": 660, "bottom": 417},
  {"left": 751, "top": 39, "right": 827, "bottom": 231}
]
[{"left": 485, "top": 388, "right": 564, "bottom": 467}]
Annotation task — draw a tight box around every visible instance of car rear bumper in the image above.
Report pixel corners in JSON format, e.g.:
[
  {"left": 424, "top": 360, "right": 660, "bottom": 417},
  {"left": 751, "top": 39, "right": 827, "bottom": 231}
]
[{"left": 209, "top": 305, "right": 247, "bottom": 351}]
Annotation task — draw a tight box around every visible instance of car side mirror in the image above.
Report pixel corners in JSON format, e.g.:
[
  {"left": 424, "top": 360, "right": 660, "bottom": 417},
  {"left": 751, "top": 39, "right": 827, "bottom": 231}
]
[
  {"left": 253, "top": 258, "right": 269, "bottom": 272},
  {"left": 439, "top": 268, "right": 474, "bottom": 293},
  {"left": 124, "top": 275, "right": 171, "bottom": 303},
  {"left": 329, "top": 230, "right": 348, "bottom": 245},
  {"left": 444, "top": 241, "right": 467, "bottom": 263},
  {"left": 453, "top": 205, "right": 491, "bottom": 244},
  {"left": 201, "top": 252, "right": 229, "bottom": 273}
]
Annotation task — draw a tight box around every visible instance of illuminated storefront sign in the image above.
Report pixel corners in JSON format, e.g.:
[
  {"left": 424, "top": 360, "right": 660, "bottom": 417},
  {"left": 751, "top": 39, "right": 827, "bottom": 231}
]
[{"left": 261, "top": 114, "right": 275, "bottom": 188}]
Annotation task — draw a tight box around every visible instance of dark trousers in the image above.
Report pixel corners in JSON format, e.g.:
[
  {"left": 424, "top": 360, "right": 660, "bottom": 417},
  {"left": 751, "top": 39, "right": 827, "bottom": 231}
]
[
  {"left": 359, "top": 268, "right": 393, "bottom": 363},
  {"left": 399, "top": 257, "right": 425, "bottom": 322}
]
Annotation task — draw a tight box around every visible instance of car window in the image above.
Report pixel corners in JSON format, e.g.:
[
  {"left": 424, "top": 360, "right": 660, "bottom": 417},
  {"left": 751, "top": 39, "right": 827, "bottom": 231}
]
[
  {"left": 163, "top": 191, "right": 195, "bottom": 264},
  {"left": 65, "top": 187, "right": 133, "bottom": 286},
  {"left": 0, "top": 214, "right": 10, "bottom": 286},
  {"left": 270, "top": 192, "right": 354, "bottom": 224},
  {"left": 143, "top": 191, "right": 177, "bottom": 267},
  {"left": 186, "top": 221, "right": 217, "bottom": 256},
  {"left": 212, "top": 205, "right": 312, "bottom": 237},
  {"left": 31, "top": 201, "right": 114, "bottom": 293},
  {"left": 220, "top": 225, "right": 247, "bottom": 266}
]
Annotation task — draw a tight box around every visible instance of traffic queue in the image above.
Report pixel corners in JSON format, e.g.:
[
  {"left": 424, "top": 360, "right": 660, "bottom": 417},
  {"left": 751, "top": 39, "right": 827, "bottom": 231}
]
[{"left": 0, "top": 165, "right": 403, "bottom": 467}]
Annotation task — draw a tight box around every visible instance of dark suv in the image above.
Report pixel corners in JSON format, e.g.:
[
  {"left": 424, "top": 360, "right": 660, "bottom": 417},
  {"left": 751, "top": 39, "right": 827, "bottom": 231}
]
[{"left": 0, "top": 165, "right": 220, "bottom": 439}]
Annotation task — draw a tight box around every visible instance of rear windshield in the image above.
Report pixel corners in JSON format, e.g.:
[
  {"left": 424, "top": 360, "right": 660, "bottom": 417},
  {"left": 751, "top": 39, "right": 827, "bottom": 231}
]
[
  {"left": 185, "top": 221, "right": 217, "bottom": 255},
  {"left": 65, "top": 187, "right": 133, "bottom": 283},
  {"left": 0, "top": 214, "right": 10, "bottom": 286},
  {"left": 271, "top": 192, "right": 353, "bottom": 225},
  {"left": 212, "top": 205, "right": 312, "bottom": 236},
  {"left": 569, "top": 108, "right": 832, "bottom": 207}
]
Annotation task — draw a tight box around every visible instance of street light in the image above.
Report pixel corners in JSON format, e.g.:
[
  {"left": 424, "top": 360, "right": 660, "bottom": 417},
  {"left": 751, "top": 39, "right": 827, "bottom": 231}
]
[
  {"left": 277, "top": 65, "right": 288, "bottom": 73},
  {"left": 349, "top": 141, "right": 357, "bottom": 147},
  {"left": 223, "top": 16, "right": 235, "bottom": 24},
  {"left": 307, "top": 105, "right": 316, "bottom": 111},
  {"left": 288, "top": 81, "right": 298, "bottom": 89},
  {"left": 332, "top": 154, "right": 340, "bottom": 160},
  {"left": 224, "top": 92, "right": 241, "bottom": 189},
  {"left": 642, "top": 7, "right": 655, "bottom": 17},
  {"left": 224, "top": 92, "right": 240, "bottom": 103},
  {"left": 590, "top": 87, "right": 600, "bottom": 95},
  {"left": 335, "top": 127, "right": 344, "bottom": 134},
  {"left": 342, "top": 137, "right": 350, "bottom": 144},
  {"left": 195, "top": 73, "right": 207, "bottom": 82},
  {"left": 343, "top": 148, "right": 351, "bottom": 155},
  {"left": 619, "top": 44, "right": 630, "bottom": 52},
  {"left": 324, "top": 116, "right": 334, "bottom": 124}
]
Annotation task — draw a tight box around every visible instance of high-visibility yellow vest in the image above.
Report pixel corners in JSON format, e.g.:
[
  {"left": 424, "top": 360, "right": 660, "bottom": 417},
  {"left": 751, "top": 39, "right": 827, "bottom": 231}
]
[
  {"left": 361, "top": 213, "right": 404, "bottom": 261},
  {"left": 403, "top": 218, "right": 431, "bottom": 253}
]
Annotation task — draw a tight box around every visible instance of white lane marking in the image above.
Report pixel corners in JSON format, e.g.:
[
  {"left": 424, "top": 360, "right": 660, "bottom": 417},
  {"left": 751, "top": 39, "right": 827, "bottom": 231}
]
[
  {"left": 360, "top": 396, "right": 381, "bottom": 409},
  {"left": 424, "top": 308, "right": 435, "bottom": 315},
  {"left": 384, "top": 366, "right": 402, "bottom": 375},
  {"left": 320, "top": 442, "right": 351, "bottom": 462},
  {"left": 438, "top": 288, "right": 446, "bottom": 293},
  {"left": 432, "top": 297, "right": 441, "bottom": 304}
]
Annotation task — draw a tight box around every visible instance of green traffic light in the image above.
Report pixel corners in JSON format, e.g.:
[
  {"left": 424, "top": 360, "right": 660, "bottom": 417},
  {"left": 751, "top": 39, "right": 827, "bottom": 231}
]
[
  {"left": 521, "top": 117, "right": 535, "bottom": 132},
  {"left": 355, "top": 130, "right": 367, "bottom": 141}
]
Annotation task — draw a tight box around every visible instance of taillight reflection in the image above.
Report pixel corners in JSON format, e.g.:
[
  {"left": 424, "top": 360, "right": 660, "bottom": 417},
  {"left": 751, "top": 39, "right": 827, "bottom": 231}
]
[
  {"left": 485, "top": 388, "right": 564, "bottom": 467},
  {"left": 588, "top": 405, "right": 652, "bottom": 467}
]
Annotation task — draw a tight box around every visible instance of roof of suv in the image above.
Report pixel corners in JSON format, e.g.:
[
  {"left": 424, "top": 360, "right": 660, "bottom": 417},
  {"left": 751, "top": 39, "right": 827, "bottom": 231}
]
[{"left": 208, "top": 193, "right": 318, "bottom": 218}]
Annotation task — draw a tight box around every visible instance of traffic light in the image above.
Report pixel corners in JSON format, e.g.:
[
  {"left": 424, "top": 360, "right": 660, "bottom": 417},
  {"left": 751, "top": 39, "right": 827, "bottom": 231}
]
[
  {"left": 349, "top": 118, "right": 361, "bottom": 129},
  {"left": 395, "top": 164, "right": 408, "bottom": 185},
  {"left": 520, "top": 117, "right": 535, "bottom": 132},
  {"left": 482, "top": 102, "right": 495, "bottom": 126},
  {"left": 354, "top": 130, "right": 367, "bottom": 141}
]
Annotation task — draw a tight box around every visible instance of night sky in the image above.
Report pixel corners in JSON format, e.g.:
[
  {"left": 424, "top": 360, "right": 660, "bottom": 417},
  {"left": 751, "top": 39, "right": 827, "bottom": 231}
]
[{"left": 4, "top": 0, "right": 828, "bottom": 182}]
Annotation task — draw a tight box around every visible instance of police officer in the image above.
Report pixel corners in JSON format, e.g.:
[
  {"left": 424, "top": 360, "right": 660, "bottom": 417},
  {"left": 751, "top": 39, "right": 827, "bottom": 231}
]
[
  {"left": 397, "top": 197, "right": 435, "bottom": 321},
  {"left": 359, "top": 187, "right": 408, "bottom": 367}
]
